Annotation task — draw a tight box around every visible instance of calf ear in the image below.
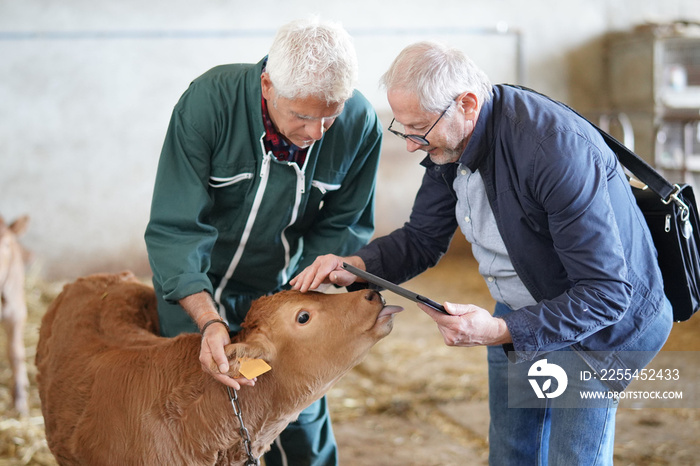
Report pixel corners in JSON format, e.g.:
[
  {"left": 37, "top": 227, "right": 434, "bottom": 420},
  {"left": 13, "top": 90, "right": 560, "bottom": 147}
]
[
  {"left": 223, "top": 340, "right": 274, "bottom": 378},
  {"left": 9, "top": 216, "right": 29, "bottom": 236}
]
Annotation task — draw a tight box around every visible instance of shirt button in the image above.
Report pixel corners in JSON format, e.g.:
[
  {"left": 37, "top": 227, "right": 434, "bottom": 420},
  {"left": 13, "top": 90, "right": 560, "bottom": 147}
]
[
  {"left": 461, "top": 169, "right": 468, "bottom": 175},
  {"left": 464, "top": 216, "right": 471, "bottom": 223},
  {"left": 487, "top": 276, "right": 495, "bottom": 283}
]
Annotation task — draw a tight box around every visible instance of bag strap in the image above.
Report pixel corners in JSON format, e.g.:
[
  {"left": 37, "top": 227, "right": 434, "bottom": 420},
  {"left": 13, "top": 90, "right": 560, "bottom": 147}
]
[
  {"left": 504, "top": 84, "right": 678, "bottom": 202},
  {"left": 596, "top": 129, "right": 677, "bottom": 201}
]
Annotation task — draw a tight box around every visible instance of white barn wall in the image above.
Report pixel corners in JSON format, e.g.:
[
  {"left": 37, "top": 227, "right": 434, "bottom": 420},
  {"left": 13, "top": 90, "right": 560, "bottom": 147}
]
[{"left": 1, "top": 0, "right": 699, "bottom": 279}]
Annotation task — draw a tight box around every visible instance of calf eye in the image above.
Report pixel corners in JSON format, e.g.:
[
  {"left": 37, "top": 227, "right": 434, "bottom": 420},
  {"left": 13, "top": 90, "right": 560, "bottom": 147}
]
[{"left": 296, "top": 311, "right": 310, "bottom": 325}]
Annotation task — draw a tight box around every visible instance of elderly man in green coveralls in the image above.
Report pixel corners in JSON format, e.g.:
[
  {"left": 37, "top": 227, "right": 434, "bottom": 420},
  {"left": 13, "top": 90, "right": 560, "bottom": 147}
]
[{"left": 144, "top": 17, "right": 382, "bottom": 466}]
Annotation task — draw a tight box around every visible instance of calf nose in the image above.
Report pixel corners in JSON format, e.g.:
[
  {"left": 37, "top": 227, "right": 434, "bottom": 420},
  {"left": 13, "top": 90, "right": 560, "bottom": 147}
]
[{"left": 364, "top": 290, "right": 386, "bottom": 306}]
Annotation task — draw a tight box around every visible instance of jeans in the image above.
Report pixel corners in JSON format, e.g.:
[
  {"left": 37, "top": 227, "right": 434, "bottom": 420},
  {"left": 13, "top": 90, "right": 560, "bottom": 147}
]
[{"left": 488, "top": 303, "right": 618, "bottom": 466}]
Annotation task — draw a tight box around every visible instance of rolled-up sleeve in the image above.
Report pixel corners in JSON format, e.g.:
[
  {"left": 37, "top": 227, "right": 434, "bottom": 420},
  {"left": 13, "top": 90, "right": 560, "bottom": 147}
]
[
  {"left": 298, "top": 108, "right": 383, "bottom": 270},
  {"left": 145, "top": 93, "right": 219, "bottom": 303}
]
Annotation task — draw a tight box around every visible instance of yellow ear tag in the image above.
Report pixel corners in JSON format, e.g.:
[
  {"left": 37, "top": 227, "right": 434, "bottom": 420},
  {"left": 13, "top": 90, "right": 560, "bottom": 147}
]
[{"left": 238, "top": 357, "right": 272, "bottom": 379}]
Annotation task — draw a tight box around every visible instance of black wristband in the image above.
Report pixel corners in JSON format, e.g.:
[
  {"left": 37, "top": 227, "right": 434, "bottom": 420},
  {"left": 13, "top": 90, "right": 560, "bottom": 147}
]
[{"left": 200, "top": 318, "right": 230, "bottom": 335}]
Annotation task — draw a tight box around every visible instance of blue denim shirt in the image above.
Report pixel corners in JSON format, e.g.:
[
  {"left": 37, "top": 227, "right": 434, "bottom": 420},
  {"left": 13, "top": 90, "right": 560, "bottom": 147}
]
[{"left": 358, "top": 85, "right": 672, "bottom": 391}]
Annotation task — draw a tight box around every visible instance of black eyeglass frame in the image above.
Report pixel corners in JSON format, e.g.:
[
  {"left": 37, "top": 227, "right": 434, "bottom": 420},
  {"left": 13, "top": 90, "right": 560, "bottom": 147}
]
[{"left": 387, "top": 102, "right": 453, "bottom": 146}]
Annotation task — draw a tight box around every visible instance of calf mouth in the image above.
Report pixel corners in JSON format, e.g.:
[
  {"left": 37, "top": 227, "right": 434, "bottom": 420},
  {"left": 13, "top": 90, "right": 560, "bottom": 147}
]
[
  {"left": 363, "top": 290, "right": 403, "bottom": 320},
  {"left": 377, "top": 291, "right": 403, "bottom": 318},
  {"left": 378, "top": 305, "right": 403, "bottom": 318}
]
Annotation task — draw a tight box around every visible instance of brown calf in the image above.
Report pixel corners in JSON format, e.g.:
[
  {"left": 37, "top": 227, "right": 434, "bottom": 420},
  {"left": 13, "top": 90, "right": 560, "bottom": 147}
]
[
  {"left": 36, "top": 272, "right": 402, "bottom": 465},
  {"left": 0, "top": 215, "right": 30, "bottom": 416}
]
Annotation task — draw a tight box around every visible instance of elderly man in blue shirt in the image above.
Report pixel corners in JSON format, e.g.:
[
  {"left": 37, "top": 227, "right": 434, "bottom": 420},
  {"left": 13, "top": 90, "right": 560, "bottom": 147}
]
[{"left": 292, "top": 41, "right": 673, "bottom": 465}]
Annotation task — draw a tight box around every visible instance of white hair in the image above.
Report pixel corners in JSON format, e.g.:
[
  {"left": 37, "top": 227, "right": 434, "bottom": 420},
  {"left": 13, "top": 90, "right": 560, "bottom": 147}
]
[
  {"left": 266, "top": 17, "right": 358, "bottom": 104},
  {"left": 380, "top": 41, "right": 493, "bottom": 113}
]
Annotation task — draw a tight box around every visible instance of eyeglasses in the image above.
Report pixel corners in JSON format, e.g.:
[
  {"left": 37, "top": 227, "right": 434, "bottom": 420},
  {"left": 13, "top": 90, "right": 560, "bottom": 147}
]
[{"left": 387, "top": 102, "right": 452, "bottom": 146}]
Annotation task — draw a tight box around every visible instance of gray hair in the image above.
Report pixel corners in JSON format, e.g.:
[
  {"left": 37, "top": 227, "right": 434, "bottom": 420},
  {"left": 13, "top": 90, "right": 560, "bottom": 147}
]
[
  {"left": 380, "top": 41, "right": 493, "bottom": 113},
  {"left": 266, "top": 17, "right": 358, "bottom": 104}
]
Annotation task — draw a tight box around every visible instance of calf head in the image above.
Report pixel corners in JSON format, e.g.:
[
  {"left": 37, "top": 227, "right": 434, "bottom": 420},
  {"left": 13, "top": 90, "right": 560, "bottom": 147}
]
[
  {"left": 0, "top": 215, "right": 30, "bottom": 283},
  {"left": 225, "top": 289, "right": 402, "bottom": 394}
]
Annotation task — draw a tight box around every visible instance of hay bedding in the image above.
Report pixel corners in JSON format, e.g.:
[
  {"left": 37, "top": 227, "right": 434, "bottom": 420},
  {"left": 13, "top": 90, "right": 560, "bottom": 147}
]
[
  {"left": 1, "top": 250, "right": 699, "bottom": 465},
  {"left": 0, "top": 271, "right": 62, "bottom": 466}
]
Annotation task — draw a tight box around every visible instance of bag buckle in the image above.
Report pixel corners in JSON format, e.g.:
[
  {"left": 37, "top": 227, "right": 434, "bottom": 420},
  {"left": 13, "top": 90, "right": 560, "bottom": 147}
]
[{"left": 662, "top": 184, "right": 690, "bottom": 222}]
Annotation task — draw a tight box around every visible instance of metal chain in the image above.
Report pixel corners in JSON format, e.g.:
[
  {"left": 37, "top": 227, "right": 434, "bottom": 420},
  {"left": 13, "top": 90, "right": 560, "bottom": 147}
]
[{"left": 226, "top": 386, "right": 260, "bottom": 466}]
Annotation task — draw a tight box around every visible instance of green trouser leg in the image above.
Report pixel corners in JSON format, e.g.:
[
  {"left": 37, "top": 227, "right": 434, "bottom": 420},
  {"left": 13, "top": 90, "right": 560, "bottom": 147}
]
[{"left": 263, "top": 396, "right": 338, "bottom": 466}]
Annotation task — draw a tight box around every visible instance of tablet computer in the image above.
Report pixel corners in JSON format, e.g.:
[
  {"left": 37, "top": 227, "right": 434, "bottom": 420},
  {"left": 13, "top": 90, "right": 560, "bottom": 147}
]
[{"left": 342, "top": 263, "right": 448, "bottom": 314}]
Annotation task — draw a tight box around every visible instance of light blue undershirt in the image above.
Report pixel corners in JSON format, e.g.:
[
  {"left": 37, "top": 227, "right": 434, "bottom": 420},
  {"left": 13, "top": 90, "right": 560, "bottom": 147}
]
[{"left": 453, "top": 163, "right": 537, "bottom": 310}]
